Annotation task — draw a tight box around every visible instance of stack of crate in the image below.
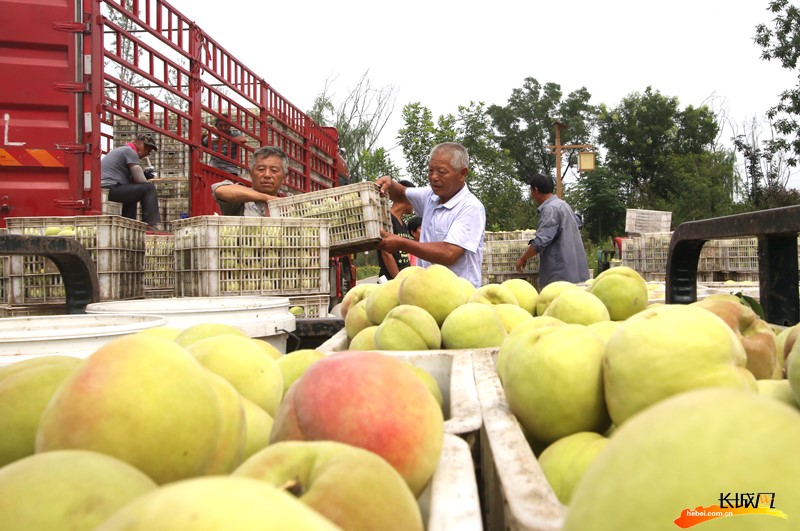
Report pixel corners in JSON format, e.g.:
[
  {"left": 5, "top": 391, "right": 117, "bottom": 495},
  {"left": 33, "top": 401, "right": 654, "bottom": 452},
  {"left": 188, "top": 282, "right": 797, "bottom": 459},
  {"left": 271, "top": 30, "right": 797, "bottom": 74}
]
[
  {"left": 171, "top": 216, "right": 331, "bottom": 306},
  {"left": 144, "top": 234, "right": 176, "bottom": 299},
  {"left": 620, "top": 234, "right": 764, "bottom": 283},
  {"left": 481, "top": 230, "right": 538, "bottom": 286},
  {"left": 1, "top": 216, "right": 147, "bottom": 316}
]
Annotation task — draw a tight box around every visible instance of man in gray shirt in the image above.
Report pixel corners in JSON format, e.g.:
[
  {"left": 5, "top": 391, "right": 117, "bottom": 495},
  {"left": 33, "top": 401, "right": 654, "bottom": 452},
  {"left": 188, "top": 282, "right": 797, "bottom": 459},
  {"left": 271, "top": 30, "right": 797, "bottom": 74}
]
[
  {"left": 101, "top": 132, "right": 162, "bottom": 230},
  {"left": 516, "top": 173, "right": 590, "bottom": 288}
]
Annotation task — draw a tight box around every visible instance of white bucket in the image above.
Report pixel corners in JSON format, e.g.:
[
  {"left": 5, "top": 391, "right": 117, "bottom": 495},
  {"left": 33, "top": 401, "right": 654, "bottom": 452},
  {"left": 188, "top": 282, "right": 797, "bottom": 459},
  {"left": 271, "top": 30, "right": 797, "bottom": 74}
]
[
  {"left": 0, "top": 314, "right": 168, "bottom": 367},
  {"left": 85, "top": 297, "right": 296, "bottom": 354}
]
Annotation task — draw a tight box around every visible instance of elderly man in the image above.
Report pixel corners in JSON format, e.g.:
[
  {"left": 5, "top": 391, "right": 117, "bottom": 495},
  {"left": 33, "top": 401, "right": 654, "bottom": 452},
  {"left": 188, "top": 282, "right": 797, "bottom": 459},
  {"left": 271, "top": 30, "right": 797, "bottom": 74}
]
[
  {"left": 516, "top": 172, "right": 590, "bottom": 288},
  {"left": 101, "top": 132, "right": 162, "bottom": 231},
  {"left": 376, "top": 142, "right": 486, "bottom": 288},
  {"left": 211, "top": 145, "right": 287, "bottom": 216}
]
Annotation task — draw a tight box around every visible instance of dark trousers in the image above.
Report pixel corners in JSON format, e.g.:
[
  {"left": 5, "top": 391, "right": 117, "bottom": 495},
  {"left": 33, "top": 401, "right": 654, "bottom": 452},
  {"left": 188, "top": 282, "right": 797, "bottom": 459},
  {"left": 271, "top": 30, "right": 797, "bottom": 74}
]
[{"left": 106, "top": 183, "right": 161, "bottom": 226}]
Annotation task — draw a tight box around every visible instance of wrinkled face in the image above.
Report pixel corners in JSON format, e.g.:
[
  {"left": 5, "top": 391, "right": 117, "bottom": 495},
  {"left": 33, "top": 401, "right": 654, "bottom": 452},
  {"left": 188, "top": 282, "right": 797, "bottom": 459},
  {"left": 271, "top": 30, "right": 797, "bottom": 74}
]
[
  {"left": 251, "top": 154, "right": 285, "bottom": 195},
  {"left": 428, "top": 148, "right": 467, "bottom": 204}
]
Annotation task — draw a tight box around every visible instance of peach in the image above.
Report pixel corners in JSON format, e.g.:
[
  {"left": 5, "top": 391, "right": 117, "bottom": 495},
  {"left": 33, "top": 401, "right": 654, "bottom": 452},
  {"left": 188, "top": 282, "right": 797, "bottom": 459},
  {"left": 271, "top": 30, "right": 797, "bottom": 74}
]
[{"left": 270, "top": 351, "right": 444, "bottom": 496}]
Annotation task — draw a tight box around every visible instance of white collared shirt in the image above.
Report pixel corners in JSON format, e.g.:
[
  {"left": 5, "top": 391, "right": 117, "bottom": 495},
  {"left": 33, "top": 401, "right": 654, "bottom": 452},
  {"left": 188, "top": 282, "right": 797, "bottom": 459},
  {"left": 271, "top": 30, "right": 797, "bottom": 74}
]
[{"left": 406, "top": 184, "right": 486, "bottom": 288}]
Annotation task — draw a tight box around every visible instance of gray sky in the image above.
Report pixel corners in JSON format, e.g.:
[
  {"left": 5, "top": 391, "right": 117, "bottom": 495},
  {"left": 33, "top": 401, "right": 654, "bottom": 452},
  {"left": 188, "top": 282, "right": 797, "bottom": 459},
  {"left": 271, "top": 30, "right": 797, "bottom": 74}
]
[{"left": 166, "top": 0, "right": 799, "bottom": 186}]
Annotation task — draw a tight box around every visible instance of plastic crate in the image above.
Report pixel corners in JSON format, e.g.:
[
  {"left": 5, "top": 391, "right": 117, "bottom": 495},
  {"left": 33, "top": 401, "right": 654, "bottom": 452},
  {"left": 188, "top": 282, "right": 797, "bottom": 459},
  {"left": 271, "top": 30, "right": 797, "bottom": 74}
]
[
  {"left": 267, "top": 181, "right": 391, "bottom": 255},
  {"left": 482, "top": 272, "right": 539, "bottom": 287},
  {"left": 5, "top": 216, "right": 146, "bottom": 303},
  {"left": 625, "top": 208, "right": 672, "bottom": 234},
  {"left": 484, "top": 230, "right": 537, "bottom": 243},
  {"left": 422, "top": 433, "right": 483, "bottom": 531},
  {"left": 473, "top": 349, "right": 567, "bottom": 531},
  {"left": 101, "top": 188, "right": 122, "bottom": 216},
  {"left": 316, "top": 335, "right": 483, "bottom": 438},
  {"left": 287, "top": 294, "right": 329, "bottom": 318},
  {"left": 723, "top": 237, "right": 758, "bottom": 272},
  {"left": 484, "top": 238, "right": 539, "bottom": 275},
  {"left": 0, "top": 228, "right": 6, "bottom": 304},
  {"left": 144, "top": 234, "right": 175, "bottom": 290},
  {"left": 172, "top": 216, "right": 330, "bottom": 297},
  {"left": 152, "top": 178, "right": 190, "bottom": 199},
  {"left": 0, "top": 303, "right": 66, "bottom": 318}
]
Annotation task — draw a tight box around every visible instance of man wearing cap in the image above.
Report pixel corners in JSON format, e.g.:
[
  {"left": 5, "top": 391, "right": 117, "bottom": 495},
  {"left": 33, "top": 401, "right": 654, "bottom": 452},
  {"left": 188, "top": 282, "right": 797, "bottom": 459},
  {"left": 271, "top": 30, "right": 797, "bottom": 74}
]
[
  {"left": 376, "top": 142, "right": 486, "bottom": 288},
  {"left": 101, "top": 133, "right": 162, "bottom": 231},
  {"left": 516, "top": 173, "right": 589, "bottom": 288}
]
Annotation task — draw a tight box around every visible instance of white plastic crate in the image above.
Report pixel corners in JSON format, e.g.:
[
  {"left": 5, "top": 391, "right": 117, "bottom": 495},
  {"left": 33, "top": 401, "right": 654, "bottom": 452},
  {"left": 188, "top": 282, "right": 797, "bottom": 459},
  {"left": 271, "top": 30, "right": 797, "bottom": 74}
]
[
  {"left": 625, "top": 208, "right": 671, "bottom": 234},
  {"left": 152, "top": 178, "right": 190, "bottom": 199},
  {"left": 473, "top": 349, "right": 567, "bottom": 531},
  {"left": 723, "top": 237, "right": 758, "bottom": 272},
  {"left": 5, "top": 216, "right": 146, "bottom": 303},
  {"left": 317, "top": 333, "right": 482, "bottom": 438},
  {"left": 0, "top": 228, "right": 6, "bottom": 304},
  {"left": 267, "top": 181, "right": 391, "bottom": 255},
  {"left": 483, "top": 238, "right": 539, "bottom": 275},
  {"left": 287, "top": 294, "right": 329, "bottom": 318},
  {"left": 172, "top": 216, "right": 330, "bottom": 297},
  {"left": 144, "top": 234, "right": 175, "bottom": 290},
  {"left": 101, "top": 189, "right": 122, "bottom": 216},
  {"left": 422, "top": 433, "right": 483, "bottom": 531},
  {"left": 484, "top": 230, "right": 537, "bottom": 243}
]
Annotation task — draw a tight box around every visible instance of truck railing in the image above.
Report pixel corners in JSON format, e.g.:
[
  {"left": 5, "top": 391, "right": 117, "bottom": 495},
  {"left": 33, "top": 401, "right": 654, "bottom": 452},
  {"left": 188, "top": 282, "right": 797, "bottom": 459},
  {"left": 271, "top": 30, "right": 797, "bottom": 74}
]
[
  {"left": 666, "top": 205, "right": 800, "bottom": 326},
  {"left": 98, "top": 0, "right": 339, "bottom": 215}
]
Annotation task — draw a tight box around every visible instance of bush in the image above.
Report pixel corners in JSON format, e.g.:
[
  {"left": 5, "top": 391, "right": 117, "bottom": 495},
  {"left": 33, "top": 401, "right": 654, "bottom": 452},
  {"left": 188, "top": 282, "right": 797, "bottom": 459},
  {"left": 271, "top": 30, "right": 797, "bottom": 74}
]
[{"left": 357, "top": 265, "right": 379, "bottom": 280}]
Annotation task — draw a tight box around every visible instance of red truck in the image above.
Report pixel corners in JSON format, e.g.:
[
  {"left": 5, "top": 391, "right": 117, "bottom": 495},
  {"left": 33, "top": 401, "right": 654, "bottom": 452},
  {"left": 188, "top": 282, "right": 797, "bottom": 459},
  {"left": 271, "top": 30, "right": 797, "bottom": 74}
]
[{"left": 0, "top": 0, "right": 355, "bottom": 304}]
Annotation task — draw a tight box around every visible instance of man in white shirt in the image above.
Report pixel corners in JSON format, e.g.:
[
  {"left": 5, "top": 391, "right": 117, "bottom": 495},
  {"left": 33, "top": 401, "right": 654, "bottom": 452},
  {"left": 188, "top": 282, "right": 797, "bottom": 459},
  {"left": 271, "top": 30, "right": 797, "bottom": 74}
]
[{"left": 376, "top": 142, "right": 486, "bottom": 288}]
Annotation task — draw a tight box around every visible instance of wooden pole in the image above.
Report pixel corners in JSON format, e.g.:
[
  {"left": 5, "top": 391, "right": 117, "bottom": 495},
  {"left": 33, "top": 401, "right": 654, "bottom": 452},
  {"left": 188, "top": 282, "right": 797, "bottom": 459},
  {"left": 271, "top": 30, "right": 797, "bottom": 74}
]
[{"left": 554, "top": 122, "right": 565, "bottom": 198}]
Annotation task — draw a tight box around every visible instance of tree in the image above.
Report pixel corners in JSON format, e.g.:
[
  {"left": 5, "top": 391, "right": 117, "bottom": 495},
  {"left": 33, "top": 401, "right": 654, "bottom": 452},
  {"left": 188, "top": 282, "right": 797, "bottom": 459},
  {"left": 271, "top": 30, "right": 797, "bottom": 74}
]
[
  {"left": 755, "top": 0, "right": 800, "bottom": 166},
  {"left": 488, "top": 78, "right": 595, "bottom": 184},
  {"left": 307, "top": 71, "right": 397, "bottom": 182},
  {"left": 569, "top": 165, "right": 628, "bottom": 243},
  {"left": 597, "top": 87, "right": 727, "bottom": 206},
  {"left": 358, "top": 147, "right": 399, "bottom": 182},
  {"left": 733, "top": 117, "right": 795, "bottom": 208}
]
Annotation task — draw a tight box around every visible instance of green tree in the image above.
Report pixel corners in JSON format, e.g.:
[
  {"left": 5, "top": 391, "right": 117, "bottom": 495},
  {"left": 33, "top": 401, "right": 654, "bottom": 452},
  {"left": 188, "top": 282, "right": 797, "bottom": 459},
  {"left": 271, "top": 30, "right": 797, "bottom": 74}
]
[
  {"left": 307, "top": 72, "right": 397, "bottom": 182},
  {"left": 755, "top": 0, "right": 800, "bottom": 166},
  {"left": 488, "top": 78, "right": 595, "bottom": 184},
  {"left": 358, "top": 147, "right": 399, "bottom": 181},
  {"left": 569, "top": 165, "right": 628, "bottom": 243},
  {"left": 597, "top": 87, "right": 728, "bottom": 208}
]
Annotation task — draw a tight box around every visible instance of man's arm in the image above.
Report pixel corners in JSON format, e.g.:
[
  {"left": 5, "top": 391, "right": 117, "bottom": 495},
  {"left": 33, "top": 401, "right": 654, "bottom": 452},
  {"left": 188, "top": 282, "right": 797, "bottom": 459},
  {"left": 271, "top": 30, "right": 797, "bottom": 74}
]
[
  {"left": 213, "top": 182, "right": 278, "bottom": 204},
  {"left": 127, "top": 163, "right": 147, "bottom": 184},
  {"left": 378, "top": 231, "right": 464, "bottom": 266},
  {"left": 516, "top": 244, "right": 538, "bottom": 272},
  {"left": 379, "top": 249, "right": 402, "bottom": 278}
]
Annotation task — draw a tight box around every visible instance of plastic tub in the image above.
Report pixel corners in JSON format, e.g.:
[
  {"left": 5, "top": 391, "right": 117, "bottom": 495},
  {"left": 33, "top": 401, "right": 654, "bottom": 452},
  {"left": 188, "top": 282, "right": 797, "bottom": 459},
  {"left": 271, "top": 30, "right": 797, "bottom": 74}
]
[
  {"left": 85, "top": 296, "right": 296, "bottom": 354},
  {"left": 0, "top": 314, "right": 168, "bottom": 367},
  {"left": 473, "top": 348, "right": 567, "bottom": 531}
]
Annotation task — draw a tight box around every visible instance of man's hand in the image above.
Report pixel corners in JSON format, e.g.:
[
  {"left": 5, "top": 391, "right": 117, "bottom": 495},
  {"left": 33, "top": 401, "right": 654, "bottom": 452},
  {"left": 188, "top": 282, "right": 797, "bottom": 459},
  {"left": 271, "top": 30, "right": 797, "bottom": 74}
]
[
  {"left": 516, "top": 256, "right": 528, "bottom": 273},
  {"left": 375, "top": 175, "right": 393, "bottom": 195},
  {"left": 378, "top": 228, "right": 405, "bottom": 253},
  {"left": 143, "top": 168, "right": 157, "bottom": 180}
]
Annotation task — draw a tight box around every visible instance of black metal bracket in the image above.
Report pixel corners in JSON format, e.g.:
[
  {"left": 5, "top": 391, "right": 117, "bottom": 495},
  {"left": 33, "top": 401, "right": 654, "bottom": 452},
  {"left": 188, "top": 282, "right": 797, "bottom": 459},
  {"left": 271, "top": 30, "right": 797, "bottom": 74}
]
[
  {"left": 666, "top": 206, "right": 800, "bottom": 326},
  {"left": 0, "top": 234, "right": 99, "bottom": 314}
]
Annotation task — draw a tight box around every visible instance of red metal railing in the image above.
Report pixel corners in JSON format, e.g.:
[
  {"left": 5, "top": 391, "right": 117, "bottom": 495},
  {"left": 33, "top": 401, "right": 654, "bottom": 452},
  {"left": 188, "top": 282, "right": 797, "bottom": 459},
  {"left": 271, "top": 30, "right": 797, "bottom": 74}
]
[{"left": 99, "top": 0, "right": 339, "bottom": 214}]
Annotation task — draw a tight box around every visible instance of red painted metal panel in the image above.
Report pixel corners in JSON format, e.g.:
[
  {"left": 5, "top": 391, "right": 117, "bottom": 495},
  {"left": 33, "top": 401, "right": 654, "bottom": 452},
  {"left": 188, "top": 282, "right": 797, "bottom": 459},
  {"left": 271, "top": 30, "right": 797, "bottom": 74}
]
[{"left": 0, "top": 0, "right": 84, "bottom": 227}]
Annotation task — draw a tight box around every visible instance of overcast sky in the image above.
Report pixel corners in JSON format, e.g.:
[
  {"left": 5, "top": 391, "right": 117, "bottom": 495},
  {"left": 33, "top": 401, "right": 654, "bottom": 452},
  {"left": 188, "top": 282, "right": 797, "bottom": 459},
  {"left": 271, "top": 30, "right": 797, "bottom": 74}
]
[{"left": 166, "top": 0, "right": 799, "bottom": 186}]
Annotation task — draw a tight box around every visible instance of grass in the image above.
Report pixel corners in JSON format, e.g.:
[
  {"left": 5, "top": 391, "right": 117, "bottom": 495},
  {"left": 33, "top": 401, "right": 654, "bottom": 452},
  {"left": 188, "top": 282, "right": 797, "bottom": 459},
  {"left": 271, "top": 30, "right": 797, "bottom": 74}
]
[{"left": 356, "top": 265, "right": 379, "bottom": 280}]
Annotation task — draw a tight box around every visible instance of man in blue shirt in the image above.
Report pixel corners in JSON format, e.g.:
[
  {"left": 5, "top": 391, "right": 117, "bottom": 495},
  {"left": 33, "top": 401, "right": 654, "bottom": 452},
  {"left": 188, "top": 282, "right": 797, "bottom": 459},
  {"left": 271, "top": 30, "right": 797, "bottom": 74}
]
[
  {"left": 376, "top": 142, "right": 485, "bottom": 288},
  {"left": 516, "top": 173, "right": 590, "bottom": 288}
]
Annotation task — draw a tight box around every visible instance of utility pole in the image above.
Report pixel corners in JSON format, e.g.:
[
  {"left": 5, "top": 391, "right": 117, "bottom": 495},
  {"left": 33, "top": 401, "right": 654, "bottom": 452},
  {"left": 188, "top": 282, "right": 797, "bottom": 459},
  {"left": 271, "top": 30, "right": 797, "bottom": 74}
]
[{"left": 548, "top": 121, "right": 596, "bottom": 198}]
